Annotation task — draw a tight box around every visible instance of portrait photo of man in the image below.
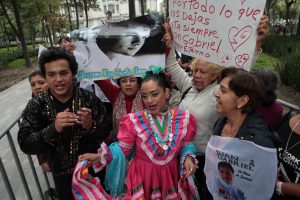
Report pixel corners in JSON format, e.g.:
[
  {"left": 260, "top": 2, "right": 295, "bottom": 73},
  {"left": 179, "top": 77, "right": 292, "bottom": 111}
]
[{"left": 214, "top": 161, "right": 246, "bottom": 200}]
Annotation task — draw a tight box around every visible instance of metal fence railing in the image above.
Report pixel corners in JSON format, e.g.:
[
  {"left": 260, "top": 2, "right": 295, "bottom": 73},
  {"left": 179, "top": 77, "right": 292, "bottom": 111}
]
[
  {"left": 277, "top": 99, "right": 300, "bottom": 112},
  {"left": 0, "top": 99, "right": 299, "bottom": 199},
  {"left": 0, "top": 114, "right": 53, "bottom": 200}
]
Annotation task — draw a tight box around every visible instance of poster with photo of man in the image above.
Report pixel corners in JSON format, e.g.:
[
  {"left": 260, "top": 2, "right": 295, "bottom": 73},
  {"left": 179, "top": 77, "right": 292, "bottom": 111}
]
[
  {"left": 204, "top": 135, "right": 277, "bottom": 200},
  {"left": 71, "top": 14, "right": 166, "bottom": 80}
]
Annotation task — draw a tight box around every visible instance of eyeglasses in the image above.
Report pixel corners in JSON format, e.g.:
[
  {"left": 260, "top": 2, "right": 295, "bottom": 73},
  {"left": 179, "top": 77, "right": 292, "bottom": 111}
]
[{"left": 120, "top": 78, "right": 138, "bottom": 84}]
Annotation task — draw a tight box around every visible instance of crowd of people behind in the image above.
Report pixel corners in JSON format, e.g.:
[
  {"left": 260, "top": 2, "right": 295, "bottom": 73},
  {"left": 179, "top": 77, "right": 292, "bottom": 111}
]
[{"left": 16, "top": 14, "right": 300, "bottom": 200}]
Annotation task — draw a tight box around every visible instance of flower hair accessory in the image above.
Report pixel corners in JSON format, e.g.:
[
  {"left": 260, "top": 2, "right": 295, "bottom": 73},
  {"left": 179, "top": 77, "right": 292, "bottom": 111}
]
[
  {"left": 152, "top": 66, "right": 164, "bottom": 74},
  {"left": 143, "top": 66, "right": 164, "bottom": 78}
]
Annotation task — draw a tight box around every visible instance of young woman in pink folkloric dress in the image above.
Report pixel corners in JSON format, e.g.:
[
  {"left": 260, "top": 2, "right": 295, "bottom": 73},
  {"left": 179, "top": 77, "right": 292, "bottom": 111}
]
[{"left": 72, "top": 69, "right": 199, "bottom": 200}]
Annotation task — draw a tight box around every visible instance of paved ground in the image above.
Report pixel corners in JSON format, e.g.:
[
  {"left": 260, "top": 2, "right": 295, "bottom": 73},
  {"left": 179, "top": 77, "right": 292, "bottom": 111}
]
[{"left": 0, "top": 79, "right": 55, "bottom": 200}]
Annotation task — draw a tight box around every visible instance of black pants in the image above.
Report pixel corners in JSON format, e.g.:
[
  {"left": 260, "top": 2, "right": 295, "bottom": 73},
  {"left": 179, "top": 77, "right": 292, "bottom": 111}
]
[
  {"left": 52, "top": 173, "right": 74, "bottom": 200},
  {"left": 195, "top": 155, "right": 213, "bottom": 200}
]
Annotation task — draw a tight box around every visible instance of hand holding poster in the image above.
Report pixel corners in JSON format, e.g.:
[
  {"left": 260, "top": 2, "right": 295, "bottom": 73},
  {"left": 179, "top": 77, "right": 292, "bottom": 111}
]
[
  {"left": 70, "top": 14, "right": 166, "bottom": 80},
  {"left": 204, "top": 136, "right": 277, "bottom": 200},
  {"left": 169, "top": 0, "right": 267, "bottom": 70}
]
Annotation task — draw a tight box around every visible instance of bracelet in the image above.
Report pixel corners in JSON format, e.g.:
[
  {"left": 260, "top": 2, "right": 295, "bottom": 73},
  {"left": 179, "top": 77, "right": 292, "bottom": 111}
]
[{"left": 276, "top": 181, "right": 284, "bottom": 196}]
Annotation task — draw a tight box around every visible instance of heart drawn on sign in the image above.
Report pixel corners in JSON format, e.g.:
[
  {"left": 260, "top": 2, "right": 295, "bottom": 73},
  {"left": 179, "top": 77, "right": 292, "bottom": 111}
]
[
  {"left": 228, "top": 26, "right": 252, "bottom": 52},
  {"left": 235, "top": 54, "right": 249, "bottom": 69},
  {"left": 218, "top": 52, "right": 232, "bottom": 65}
]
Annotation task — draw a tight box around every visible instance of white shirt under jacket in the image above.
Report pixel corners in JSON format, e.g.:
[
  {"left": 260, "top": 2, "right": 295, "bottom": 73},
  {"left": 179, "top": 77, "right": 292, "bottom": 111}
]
[{"left": 165, "top": 47, "right": 220, "bottom": 154}]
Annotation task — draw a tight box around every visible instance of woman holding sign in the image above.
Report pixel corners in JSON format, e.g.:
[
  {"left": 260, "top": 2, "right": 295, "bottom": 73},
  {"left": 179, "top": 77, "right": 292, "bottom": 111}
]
[{"left": 204, "top": 67, "right": 279, "bottom": 199}]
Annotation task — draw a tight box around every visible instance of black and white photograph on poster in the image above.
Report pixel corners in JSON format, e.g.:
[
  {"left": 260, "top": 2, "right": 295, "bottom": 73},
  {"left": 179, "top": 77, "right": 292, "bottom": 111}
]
[
  {"left": 70, "top": 14, "right": 166, "bottom": 80},
  {"left": 204, "top": 135, "right": 278, "bottom": 200}
]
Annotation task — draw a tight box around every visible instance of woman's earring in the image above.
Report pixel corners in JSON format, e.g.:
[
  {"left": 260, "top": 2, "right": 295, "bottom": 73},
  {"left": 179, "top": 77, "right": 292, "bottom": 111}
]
[{"left": 166, "top": 89, "right": 171, "bottom": 99}]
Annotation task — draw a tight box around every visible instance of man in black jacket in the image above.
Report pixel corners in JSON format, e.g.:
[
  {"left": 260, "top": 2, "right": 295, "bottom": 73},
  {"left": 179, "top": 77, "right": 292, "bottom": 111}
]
[{"left": 18, "top": 47, "right": 109, "bottom": 200}]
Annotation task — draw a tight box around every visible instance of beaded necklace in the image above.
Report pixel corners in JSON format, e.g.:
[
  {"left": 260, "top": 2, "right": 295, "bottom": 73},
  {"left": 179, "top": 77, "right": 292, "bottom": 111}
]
[
  {"left": 45, "top": 88, "right": 83, "bottom": 173},
  {"left": 146, "top": 109, "right": 174, "bottom": 151}
]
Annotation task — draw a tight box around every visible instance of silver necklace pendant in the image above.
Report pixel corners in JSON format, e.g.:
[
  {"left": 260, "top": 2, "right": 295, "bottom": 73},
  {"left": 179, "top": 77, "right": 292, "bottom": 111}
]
[{"left": 285, "top": 119, "right": 300, "bottom": 151}]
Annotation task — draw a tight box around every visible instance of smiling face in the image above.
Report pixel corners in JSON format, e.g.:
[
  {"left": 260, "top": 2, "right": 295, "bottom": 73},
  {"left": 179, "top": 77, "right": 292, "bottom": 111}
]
[
  {"left": 119, "top": 76, "right": 140, "bottom": 97},
  {"left": 214, "top": 77, "right": 247, "bottom": 115},
  {"left": 141, "top": 80, "right": 170, "bottom": 115},
  {"left": 45, "top": 59, "right": 74, "bottom": 102},
  {"left": 105, "top": 25, "right": 150, "bottom": 56},
  {"left": 30, "top": 75, "right": 48, "bottom": 96}
]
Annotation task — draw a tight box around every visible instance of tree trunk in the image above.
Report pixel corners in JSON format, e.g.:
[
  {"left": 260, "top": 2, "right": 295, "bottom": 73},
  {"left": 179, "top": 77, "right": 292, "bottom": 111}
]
[
  {"left": 297, "top": 13, "right": 300, "bottom": 36},
  {"left": 45, "top": 20, "right": 53, "bottom": 46},
  {"left": 48, "top": 3, "right": 56, "bottom": 45},
  {"left": 285, "top": 0, "right": 296, "bottom": 36},
  {"left": 0, "top": 0, "right": 19, "bottom": 37},
  {"left": 128, "top": 0, "right": 135, "bottom": 19},
  {"left": 166, "top": 0, "right": 169, "bottom": 18},
  {"left": 286, "top": 4, "right": 290, "bottom": 28},
  {"left": 140, "top": 0, "right": 145, "bottom": 16},
  {"left": 51, "top": 25, "right": 56, "bottom": 45},
  {"left": 73, "top": 0, "right": 80, "bottom": 29},
  {"left": 265, "top": 0, "right": 278, "bottom": 16},
  {"left": 29, "top": 23, "right": 36, "bottom": 49},
  {"left": 66, "top": 0, "right": 73, "bottom": 30},
  {"left": 0, "top": 21, "right": 11, "bottom": 50},
  {"left": 41, "top": 20, "right": 48, "bottom": 44},
  {"left": 11, "top": 0, "right": 31, "bottom": 67},
  {"left": 83, "top": 0, "right": 89, "bottom": 27}
]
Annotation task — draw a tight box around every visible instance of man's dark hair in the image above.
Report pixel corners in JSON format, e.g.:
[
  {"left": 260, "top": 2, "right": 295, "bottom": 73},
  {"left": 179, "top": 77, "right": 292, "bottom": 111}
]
[
  {"left": 29, "top": 70, "right": 45, "bottom": 81},
  {"left": 38, "top": 47, "right": 78, "bottom": 76},
  {"left": 252, "top": 68, "right": 278, "bottom": 106},
  {"left": 58, "top": 36, "right": 71, "bottom": 45},
  {"left": 218, "top": 161, "right": 234, "bottom": 174}
]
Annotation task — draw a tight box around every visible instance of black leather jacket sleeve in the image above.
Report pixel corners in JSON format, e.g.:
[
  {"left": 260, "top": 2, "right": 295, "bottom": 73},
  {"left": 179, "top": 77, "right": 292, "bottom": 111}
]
[{"left": 18, "top": 98, "right": 59, "bottom": 155}]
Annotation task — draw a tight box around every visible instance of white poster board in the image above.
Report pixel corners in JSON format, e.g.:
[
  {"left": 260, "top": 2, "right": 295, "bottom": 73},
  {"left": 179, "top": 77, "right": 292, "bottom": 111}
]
[
  {"left": 169, "top": 0, "right": 267, "bottom": 70},
  {"left": 204, "top": 136, "right": 277, "bottom": 200}
]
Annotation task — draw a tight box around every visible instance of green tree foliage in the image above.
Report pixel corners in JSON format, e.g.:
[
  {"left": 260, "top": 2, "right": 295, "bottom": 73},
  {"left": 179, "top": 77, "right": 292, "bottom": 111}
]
[
  {"left": 284, "top": 0, "right": 297, "bottom": 29},
  {"left": 0, "top": 0, "right": 31, "bottom": 67},
  {"left": 0, "top": 0, "right": 68, "bottom": 68},
  {"left": 265, "top": 0, "right": 279, "bottom": 15}
]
